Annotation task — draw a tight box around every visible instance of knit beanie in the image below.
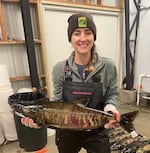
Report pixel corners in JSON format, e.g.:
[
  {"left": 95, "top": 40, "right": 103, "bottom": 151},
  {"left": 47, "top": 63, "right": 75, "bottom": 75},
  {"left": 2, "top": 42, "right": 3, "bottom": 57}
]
[{"left": 67, "top": 13, "right": 96, "bottom": 42}]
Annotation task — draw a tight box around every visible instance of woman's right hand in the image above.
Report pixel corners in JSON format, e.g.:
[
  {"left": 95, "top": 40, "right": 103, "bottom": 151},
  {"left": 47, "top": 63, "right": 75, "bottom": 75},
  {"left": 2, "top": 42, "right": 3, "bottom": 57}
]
[{"left": 21, "top": 117, "right": 40, "bottom": 129}]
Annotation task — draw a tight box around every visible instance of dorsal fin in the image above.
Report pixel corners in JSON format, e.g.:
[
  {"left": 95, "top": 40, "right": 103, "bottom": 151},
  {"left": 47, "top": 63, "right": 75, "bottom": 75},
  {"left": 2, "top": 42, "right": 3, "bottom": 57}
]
[{"left": 73, "top": 99, "right": 89, "bottom": 106}]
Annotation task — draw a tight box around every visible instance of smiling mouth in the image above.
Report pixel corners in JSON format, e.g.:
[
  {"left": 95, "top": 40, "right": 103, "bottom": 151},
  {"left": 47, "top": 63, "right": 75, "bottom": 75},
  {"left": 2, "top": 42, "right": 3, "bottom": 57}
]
[{"left": 79, "top": 43, "right": 88, "bottom": 47}]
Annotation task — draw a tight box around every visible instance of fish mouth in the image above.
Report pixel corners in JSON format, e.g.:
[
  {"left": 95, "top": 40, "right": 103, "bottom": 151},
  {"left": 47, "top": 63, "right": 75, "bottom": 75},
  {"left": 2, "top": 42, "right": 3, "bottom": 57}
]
[
  {"left": 13, "top": 104, "right": 43, "bottom": 117},
  {"left": 14, "top": 111, "right": 26, "bottom": 118},
  {"left": 13, "top": 104, "right": 26, "bottom": 117}
]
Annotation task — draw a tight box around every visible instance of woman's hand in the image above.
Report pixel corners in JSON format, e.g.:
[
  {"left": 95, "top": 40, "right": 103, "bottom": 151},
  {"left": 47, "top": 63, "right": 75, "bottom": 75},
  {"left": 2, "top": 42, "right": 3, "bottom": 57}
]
[
  {"left": 104, "top": 104, "right": 121, "bottom": 129},
  {"left": 21, "top": 117, "right": 40, "bottom": 129}
]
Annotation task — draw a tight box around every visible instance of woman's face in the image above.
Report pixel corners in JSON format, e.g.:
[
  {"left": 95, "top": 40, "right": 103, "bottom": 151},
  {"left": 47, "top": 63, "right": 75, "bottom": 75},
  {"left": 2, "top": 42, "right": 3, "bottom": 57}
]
[{"left": 71, "top": 28, "right": 94, "bottom": 55}]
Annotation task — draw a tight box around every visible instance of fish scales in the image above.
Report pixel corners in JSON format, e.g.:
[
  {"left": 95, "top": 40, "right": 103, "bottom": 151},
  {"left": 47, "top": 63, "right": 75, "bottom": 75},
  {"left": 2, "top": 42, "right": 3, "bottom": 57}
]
[
  {"left": 12, "top": 99, "right": 138, "bottom": 131},
  {"left": 38, "top": 100, "right": 114, "bottom": 130},
  {"left": 43, "top": 107, "right": 110, "bottom": 130},
  {"left": 13, "top": 99, "right": 114, "bottom": 130}
]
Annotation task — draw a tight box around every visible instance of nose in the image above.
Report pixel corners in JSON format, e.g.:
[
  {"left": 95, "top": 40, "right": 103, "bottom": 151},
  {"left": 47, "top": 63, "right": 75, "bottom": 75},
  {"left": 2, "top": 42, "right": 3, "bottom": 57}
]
[{"left": 80, "top": 32, "right": 87, "bottom": 41}]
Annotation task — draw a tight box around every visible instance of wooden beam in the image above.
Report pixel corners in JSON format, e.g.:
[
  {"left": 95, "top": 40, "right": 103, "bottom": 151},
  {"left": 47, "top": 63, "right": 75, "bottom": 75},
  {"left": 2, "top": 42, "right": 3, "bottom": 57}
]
[
  {"left": 1, "top": 0, "right": 123, "bottom": 9},
  {"left": 83, "top": 0, "right": 89, "bottom": 4},
  {"left": 118, "top": 0, "right": 124, "bottom": 9},
  {"left": 0, "top": 0, "right": 7, "bottom": 40},
  {"left": 36, "top": 0, "right": 51, "bottom": 97},
  {"left": 1, "top": 0, "right": 37, "bottom": 3},
  {"left": 97, "top": 0, "right": 101, "bottom": 5}
]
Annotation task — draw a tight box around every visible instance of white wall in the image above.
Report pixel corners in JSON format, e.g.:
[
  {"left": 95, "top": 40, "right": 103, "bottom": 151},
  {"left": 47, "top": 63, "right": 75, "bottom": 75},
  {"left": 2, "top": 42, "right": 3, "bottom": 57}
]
[{"left": 130, "top": 1, "right": 150, "bottom": 92}]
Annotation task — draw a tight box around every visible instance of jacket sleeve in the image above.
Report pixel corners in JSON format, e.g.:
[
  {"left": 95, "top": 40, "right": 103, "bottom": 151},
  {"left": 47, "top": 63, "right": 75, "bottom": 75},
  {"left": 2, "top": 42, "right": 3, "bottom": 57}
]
[
  {"left": 102, "top": 59, "right": 119, "bottom": 107},
  {"left": 51, "top": 62, "right": 65, "bottom": 101}
]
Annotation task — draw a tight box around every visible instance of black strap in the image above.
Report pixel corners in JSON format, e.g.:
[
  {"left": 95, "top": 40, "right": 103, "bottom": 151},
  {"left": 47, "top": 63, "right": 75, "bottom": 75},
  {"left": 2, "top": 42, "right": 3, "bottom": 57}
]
[
  {"left": 65, "top": 60, "right": 101, "bottom": 82},
  {"left": 65, "top": 60, "right": 72, "bottom": 81}
]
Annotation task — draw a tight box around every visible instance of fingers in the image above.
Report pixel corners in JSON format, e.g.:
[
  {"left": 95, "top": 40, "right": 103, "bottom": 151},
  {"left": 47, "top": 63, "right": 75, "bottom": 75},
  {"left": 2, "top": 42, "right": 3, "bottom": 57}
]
[
  {"left": 21, "top": 117, "right": 40, "bottom": 129},
  {"left": 104, "top": 111, "right": 121, "bottom": 129},
  {"left": 113, "top": 111, "right": 121, "bottom": 122},
  {"left": 111, "top": 111, "right": 121, "bottom": 128},
  {"left": 104, "top": 105, "right": 121, "bottom": 129},
  {"left": 104, "top": 123, "right": 110, "bottom": 129},
  {"left": 108, "top": 110, "right": 121, "bottom": 122},
  {"left": 104, "top": 119, "right": 118, "bottom": 129}
]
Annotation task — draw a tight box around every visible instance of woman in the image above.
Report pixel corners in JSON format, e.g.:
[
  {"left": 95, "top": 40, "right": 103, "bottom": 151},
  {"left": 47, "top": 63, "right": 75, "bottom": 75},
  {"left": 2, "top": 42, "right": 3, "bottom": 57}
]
[{"left": 22, "top": 13, "right": 120, "bottom": 153}]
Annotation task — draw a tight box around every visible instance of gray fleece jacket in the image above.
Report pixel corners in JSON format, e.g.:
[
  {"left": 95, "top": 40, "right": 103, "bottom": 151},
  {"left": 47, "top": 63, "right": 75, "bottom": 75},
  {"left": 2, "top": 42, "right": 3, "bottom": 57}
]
[{"left": 52, "top": 51, "right": 119, "bottom": 111}]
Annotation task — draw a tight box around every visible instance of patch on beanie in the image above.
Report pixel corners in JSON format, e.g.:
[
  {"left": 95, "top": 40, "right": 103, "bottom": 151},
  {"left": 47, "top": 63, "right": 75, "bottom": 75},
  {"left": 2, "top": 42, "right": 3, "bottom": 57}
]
[{"left": 78, "top": 17, "right": 87, "bottom": 27}]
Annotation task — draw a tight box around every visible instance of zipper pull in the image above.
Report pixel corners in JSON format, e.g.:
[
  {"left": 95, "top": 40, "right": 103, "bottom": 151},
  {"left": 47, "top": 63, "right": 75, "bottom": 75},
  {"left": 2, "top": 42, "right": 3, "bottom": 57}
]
[{"left": 83, "top": 72, "right": 86, "bottom": 80}]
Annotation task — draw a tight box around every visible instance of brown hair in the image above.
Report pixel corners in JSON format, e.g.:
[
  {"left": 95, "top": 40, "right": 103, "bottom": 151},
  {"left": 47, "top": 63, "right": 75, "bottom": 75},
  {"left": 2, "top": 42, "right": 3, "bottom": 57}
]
[{"left": 84, "top": 44, "right": 97, "bottom": 73}]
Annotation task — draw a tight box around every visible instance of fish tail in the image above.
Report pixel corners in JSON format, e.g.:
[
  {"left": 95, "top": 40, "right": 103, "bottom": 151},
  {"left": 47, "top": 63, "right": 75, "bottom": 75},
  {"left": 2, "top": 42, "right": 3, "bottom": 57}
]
[{"left": 120, "top": 110, "right": 139, "bottom": 132}]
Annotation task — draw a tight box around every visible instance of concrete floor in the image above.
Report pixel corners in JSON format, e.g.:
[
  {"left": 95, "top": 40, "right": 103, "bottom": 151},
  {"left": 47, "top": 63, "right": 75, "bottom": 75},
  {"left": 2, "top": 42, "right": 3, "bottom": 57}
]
[{"left": 0, "top": 102, "right": 150, "bottom": 153}]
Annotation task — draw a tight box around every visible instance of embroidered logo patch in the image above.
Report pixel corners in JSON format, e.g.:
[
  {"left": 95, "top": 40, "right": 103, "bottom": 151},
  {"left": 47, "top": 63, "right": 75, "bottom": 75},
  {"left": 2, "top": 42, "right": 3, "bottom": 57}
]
[{"left": 78, "top": 17, "right": 87, "bottom": 27}]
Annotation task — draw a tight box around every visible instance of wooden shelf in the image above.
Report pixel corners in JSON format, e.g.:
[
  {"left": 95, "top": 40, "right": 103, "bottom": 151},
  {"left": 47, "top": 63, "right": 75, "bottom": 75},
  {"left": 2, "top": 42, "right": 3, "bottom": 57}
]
[
  {"left": 0, "top": 0, "right": 47, "bottom": 91},
  {"left": 10, "top": 74, "right": 45, "bottom": 82},
  {"left": 10, "top": 75, "right": 30, "bottom": 82},
  {"left": 0, "top": 39, "right": 41, "bottom": 45}
]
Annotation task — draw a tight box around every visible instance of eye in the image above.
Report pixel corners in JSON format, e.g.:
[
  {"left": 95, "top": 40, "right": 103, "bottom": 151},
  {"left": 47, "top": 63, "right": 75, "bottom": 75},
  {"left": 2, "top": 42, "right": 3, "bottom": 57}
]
[
  {"left": 73, "top": 32, "right": 80, "bottom": 36},
  {"left": 85, "top": 30, "right": 93, "bottom": 35}
]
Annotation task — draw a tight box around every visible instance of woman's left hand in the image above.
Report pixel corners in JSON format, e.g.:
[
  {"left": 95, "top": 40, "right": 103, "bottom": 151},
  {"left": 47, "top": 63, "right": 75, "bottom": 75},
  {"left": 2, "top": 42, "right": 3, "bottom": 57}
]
[
  {"left": 104, "top": 104, "right": 121, "bottom": 129},
  {"left": 104, "top": 110, "right": 121, "bottom": 129}
]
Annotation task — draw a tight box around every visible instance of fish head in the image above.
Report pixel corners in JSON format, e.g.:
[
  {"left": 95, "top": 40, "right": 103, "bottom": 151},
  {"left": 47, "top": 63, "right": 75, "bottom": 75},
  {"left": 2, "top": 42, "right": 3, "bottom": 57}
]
[{"left": 13, "top": 104, "right": 44, "bottom": 123}]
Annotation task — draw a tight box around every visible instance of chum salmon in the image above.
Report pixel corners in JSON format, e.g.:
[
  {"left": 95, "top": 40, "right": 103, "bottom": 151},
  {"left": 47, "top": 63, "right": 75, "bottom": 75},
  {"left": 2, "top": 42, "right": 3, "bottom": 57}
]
[{"left": 11, "top": 99, "right": 138, "bottom": 132}]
